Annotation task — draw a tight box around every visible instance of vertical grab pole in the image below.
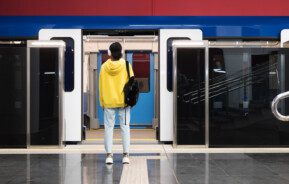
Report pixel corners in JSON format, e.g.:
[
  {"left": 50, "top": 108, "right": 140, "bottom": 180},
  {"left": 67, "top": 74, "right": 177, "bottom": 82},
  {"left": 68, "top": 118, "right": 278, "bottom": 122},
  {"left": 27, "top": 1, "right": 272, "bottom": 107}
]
[{"left": 205, "top": 42, "right": 209, "bottom": 148}]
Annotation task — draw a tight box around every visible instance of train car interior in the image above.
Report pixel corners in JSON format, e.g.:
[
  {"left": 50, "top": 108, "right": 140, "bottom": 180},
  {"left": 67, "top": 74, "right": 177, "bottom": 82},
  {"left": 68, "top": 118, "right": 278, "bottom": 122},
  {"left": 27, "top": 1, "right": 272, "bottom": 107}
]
[{"left": 82, "top": 30, "right": 159, "bottom": 144}]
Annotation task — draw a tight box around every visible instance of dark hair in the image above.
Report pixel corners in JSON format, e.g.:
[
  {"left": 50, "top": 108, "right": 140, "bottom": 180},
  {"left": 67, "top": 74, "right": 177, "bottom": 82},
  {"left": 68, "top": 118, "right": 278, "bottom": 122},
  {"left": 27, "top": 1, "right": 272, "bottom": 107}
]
[{"left": 109, "top": 42, "right": 122, "bottom": 60}]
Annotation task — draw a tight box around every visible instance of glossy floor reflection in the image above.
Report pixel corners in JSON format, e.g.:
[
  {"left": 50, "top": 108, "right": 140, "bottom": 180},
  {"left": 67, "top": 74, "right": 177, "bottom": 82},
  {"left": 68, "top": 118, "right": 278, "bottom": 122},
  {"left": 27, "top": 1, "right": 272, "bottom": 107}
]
[{"left": 2, "top": 153, "right": 289, "bottom": 183}]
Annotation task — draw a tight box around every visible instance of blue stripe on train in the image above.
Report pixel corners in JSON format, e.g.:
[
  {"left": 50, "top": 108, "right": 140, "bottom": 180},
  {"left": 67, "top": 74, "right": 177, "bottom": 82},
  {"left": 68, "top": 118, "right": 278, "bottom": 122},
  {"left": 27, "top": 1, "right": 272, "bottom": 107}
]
[{"left": 1, "top": 16, "right": 289, "bottom": 37}]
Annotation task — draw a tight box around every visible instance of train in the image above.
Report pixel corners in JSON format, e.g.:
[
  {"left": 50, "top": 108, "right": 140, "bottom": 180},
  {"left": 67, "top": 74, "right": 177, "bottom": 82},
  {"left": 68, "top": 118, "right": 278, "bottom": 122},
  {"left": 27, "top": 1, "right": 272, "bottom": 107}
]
[{"left": 1, "top": 1, "right": 289, "bottom": 148}]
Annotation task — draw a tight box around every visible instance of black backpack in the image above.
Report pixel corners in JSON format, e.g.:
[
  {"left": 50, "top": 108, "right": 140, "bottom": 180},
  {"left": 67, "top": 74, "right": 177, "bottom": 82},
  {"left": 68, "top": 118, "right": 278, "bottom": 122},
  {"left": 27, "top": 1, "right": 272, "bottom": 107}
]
[{"left": 123, "top": 60, "right": 139, "bottom": 107}]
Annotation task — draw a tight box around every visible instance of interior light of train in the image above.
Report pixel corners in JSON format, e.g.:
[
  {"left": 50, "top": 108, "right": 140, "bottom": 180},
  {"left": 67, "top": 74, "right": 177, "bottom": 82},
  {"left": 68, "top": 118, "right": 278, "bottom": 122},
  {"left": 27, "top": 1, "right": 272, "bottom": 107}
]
[
  {"left": 172, "top": 41, "right": 205, "bottom": 46},
  {"left": 31, "top": 41, "right": 65, "bottom": 47},
  {"left": 0, "top": 41, "right": 22, "bottom": 44},
  {"left": 13, "top": 41, "right": 21, "bottom": 44}
]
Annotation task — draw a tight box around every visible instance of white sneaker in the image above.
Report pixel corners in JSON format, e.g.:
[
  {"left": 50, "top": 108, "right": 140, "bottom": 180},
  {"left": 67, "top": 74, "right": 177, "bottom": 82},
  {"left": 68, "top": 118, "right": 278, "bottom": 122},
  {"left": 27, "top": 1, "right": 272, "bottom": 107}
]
[
  {"left": 122, "top": 153, "right": 130, "bottom": 164},
  {"left": 106, "top": 153, "right": 113, "bottom": 164}
]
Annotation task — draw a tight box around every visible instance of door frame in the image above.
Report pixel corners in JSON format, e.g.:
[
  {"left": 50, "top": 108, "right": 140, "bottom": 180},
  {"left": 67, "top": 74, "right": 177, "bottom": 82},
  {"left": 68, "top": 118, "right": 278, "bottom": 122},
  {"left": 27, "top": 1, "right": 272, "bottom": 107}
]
[
  {"left": 39, "top": 29, "right": 83, "bottom": 142},
  {"left": 83, "top": 36, "right": 158, "bottom": 128},
  {"left": 159, "top": 29, "right": 203, "bottom": 142},
  {"left": 27, "top": 40, "right": 65, "bottom": 148},
  {"left": 172, "top": 40, "right": 209, "bottom": 148}
]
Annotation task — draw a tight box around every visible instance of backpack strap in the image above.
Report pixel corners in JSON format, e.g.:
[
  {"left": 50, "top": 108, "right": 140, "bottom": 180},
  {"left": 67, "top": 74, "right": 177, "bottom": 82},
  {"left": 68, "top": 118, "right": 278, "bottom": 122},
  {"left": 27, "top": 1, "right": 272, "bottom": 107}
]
[{"left": 125, "top": 60, "right": 131, "bottom": 78}]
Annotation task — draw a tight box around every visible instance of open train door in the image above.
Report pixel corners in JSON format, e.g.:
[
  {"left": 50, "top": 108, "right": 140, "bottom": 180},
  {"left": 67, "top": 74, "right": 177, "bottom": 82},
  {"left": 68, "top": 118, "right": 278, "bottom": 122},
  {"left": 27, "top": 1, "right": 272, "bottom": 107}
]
[
  {"left": 159, "top": 29, "right": 203, "bottom": 142},
  {"left": 39, "top": 29, "right": 83, "bottom": 143}
]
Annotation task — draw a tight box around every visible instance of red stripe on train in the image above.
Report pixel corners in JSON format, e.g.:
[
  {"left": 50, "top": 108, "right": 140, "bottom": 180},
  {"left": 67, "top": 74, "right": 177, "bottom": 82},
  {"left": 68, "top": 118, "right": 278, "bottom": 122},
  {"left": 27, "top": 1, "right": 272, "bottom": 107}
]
[{"left": 0, "top": 0, "right": 288, "bottom": 16}]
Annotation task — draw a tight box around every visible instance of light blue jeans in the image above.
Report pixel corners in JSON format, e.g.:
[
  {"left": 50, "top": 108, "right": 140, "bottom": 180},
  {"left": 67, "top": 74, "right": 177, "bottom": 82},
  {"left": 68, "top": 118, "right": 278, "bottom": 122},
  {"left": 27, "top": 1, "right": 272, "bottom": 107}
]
[{"left": 104, "top": 107, "right": 130, "bottom": 154}]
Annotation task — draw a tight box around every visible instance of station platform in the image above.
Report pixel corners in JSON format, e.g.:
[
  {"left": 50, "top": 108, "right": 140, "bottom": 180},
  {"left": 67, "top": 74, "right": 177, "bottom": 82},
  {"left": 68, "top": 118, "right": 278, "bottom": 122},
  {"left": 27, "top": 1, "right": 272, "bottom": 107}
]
[
  {"left": 1, "top": 145, "right": 289, "bottom": 183},
  {"left": 1, "top": 150, "right": 289, "bottom": 184}
]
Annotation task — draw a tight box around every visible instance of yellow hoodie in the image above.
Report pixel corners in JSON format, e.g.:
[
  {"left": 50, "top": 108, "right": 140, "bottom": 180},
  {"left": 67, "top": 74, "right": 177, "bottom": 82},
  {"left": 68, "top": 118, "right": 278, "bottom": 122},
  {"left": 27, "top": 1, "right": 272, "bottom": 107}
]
[{"left": 99, "top": 58, "right": 134, "bottom": 108}]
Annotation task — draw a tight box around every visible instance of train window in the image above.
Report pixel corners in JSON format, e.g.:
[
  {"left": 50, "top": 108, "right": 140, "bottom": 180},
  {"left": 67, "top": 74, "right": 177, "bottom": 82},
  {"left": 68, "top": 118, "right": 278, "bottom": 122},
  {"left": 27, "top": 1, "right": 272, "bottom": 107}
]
[
  {"left": 101, "top": 51, "right": 110, "bottom": 64},
  {"left": 167, "top": 37, "right": 190, "bottom": 92},
  {"left": 52, "top": 37, "right": 74, "bottom": 92},
  {"left": 132, "top": 52, "right": 150, "bottom": 93}
]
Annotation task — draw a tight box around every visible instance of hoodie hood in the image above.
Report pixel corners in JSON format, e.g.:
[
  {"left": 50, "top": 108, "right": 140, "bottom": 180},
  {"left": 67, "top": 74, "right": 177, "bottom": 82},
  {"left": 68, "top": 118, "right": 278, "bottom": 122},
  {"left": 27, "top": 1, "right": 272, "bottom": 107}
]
[{"left": 104, "top": 58, "right": 125, "bottom": 76}]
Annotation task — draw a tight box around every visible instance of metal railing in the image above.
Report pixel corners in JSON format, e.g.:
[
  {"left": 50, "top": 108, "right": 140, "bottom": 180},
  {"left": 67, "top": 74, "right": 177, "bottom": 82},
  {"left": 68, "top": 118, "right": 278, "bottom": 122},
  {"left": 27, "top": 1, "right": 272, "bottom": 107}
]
[{"left": 271, "top": 91, "right": 289, "bottom": 121}]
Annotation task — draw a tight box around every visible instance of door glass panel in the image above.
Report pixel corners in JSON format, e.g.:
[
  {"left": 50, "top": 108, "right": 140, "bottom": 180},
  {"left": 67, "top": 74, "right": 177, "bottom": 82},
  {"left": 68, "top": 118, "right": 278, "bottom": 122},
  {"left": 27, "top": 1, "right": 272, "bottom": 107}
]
[
  {"left": 30, "top": 48, "right": 59, "bottom": 145},
  {"left": 176, "top": 48, "right": 205, "bottom": 145},
  {"left": 101, "top": 51, "right": 110, "bottom": 64},
  {"left": 132, "top": 52, "right": 150, "bottom": 93},
  {"left": 52, "top": 37, "right": 74, "bottom": 92},
  {"left": 167, "top": 38, "right": 190, "bottom": 92},
  {"left": 209, "top": 48, "right": 289, "bottom": 147},
  {"left": 0, "top": 45, "right": 26, "bottom": 147}
]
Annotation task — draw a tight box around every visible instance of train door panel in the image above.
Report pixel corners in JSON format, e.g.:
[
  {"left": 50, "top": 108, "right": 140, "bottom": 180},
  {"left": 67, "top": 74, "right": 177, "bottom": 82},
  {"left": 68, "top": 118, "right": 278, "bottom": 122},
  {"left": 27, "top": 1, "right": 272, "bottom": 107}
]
[
  {"left": 126, "top": 52, "right": 154, "bottom": 126},
  {"left": 159, "top": 29, "right": 203, "bottom": 141},
  {"left": 39, "top": 29, "right": 82, "bottom": 142},
  {"left": 97, "top": 51, "right": 116, "bottom": 125},
  {"left": 97, "top": 51, "right": 154, "bottom": 126}
]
